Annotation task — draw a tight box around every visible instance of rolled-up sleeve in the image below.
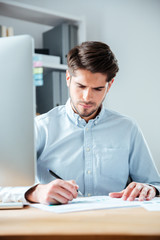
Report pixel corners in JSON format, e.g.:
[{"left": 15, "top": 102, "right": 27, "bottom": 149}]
[
  {"left": 129, "top": 123, "right": 160, "bottom": 195},
  {"left": 0, "top": 186, "right": 31, "bottom": 204}
]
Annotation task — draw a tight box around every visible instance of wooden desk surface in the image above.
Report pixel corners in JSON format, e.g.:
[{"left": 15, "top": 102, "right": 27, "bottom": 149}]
[{"left": 0, "top": 205, "right": 160, "bottom": 240}]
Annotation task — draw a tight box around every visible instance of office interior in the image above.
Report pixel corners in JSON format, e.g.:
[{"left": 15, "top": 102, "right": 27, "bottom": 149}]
[
  {"left": 0, "top": 1, "right": 160, "bottom": 239},
  {"left": 0, "top": 0, "right": 159, "bottom": 171}
]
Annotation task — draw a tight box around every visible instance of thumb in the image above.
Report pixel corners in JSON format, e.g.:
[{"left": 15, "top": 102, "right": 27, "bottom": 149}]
[{"left": 109, "top": 190, "right": 124, "bottom": 198}]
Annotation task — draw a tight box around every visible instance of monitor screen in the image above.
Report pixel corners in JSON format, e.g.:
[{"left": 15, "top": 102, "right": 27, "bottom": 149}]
[{"left": 0, "top": 35, "right": 36, "bottom": 186}]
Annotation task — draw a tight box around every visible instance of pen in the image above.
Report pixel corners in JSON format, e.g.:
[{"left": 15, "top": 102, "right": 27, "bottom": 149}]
[{"left": 48, "top": 169, "right": 83, "bottom": 196}]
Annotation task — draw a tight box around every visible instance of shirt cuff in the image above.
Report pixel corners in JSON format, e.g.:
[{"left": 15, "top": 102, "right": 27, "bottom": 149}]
[{"left": 0, "top": 186, "right": 33, "bottom": 204}]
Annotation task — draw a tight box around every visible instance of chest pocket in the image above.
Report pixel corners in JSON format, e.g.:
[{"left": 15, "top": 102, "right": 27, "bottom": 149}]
[{"left": 94, "top": 147, "right": 129, "bottom": 178}]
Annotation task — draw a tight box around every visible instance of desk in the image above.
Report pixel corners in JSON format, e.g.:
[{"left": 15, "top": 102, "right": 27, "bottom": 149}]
[{"left": 0, "top": 206, "right": 160, "bottom": 240}]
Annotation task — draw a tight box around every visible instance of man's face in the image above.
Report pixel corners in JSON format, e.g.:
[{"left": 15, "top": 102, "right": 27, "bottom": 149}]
[{"left": 66, "top": 69, "right": 113, "bottom": 122}]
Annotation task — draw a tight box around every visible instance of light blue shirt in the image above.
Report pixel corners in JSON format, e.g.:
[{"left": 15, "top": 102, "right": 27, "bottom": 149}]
[{"left": 35, "top": 99, "right": 160, "bottom": 197}]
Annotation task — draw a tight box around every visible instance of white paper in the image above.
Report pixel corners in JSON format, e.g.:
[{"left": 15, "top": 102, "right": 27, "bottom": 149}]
[
  {"left": 30, "top": 196, "right": 143, "bottom": 213},
  {"left": 141, "top": 198, "right": 160, "bottom": 211}
]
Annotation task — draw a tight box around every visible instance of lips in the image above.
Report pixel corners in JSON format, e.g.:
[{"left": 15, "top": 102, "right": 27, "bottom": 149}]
[{"left": 79, "top": 103, "right": 92, "bottom": 109}]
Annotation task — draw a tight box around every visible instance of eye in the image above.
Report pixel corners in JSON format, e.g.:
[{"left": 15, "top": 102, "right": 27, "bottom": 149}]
[
  {"left": 78, "top": 85, "right": 85, "bottom": 89},
  {"left": 94, "top": 88, "right": 103, "bottom": 91}
]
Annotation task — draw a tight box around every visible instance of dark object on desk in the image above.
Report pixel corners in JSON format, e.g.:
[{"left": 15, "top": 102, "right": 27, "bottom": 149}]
[{"left": 35, "top": 48, "right": 49, "bottom": 55}]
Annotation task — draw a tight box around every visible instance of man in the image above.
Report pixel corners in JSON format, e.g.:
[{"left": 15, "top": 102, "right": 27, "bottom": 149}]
[{"left": 25, "top": 41, "right": 160, "bottom": 205}]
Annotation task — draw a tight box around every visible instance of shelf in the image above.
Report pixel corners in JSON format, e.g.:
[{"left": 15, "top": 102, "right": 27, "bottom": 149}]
[
  {"left": 0, "top": 0, "right": 86, "bottom": 71},
  {"left": 34, "top": 54, "right": 67, "bottom": 70},
  {"left": 43, "top": 63, "right": 67, "bottom": 71},
  {"left": 0, "top": 0, "right": 83, "bottom": 26}
]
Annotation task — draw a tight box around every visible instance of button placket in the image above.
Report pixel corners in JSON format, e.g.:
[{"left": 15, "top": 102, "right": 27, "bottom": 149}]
[{"left": 84, "top": 124, "right": 93, "bottom": 197}]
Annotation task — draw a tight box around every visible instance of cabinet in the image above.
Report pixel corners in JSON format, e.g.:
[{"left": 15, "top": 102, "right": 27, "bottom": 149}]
[{"left": 0, "top": 0, "right": 86, "bottom": 70}]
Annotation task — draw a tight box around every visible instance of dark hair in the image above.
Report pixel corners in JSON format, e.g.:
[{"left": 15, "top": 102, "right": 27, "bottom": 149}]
[{"left": 67, "top": 41, "right": 119, "bottom": 82}]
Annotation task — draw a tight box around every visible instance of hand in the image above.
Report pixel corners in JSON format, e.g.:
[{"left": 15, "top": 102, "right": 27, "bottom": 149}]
[
  {"left": 109, "top": 182, "right": 156, "bottom": 201},
  {"left": 25, "top": 179, "right": 78, "bottom": 205}
]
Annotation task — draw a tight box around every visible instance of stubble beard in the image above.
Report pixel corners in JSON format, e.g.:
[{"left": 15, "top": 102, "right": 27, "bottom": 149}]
[{"left": 70, "top": 98, "right": 100, "bottom": 118}]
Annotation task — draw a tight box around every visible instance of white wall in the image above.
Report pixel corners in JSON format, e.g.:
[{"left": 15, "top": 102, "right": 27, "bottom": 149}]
[
  {"left": 4, "top": 0, "right": 160, "bottom": 171},
  {"left": 101, "top": 0, "right": 160, "bottom": 172},
  {"left": 0, "top": 16, "right": 52, "bottom": 48}
]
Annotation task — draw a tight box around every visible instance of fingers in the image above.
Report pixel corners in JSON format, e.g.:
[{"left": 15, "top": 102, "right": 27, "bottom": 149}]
[
  {"left": 47, "top": 192, "right": 69, "bottom": 205},
  {"left": 109, "top": 182, "right": 156, "bottom": 202},
  {"left": 55, "top": 179, "right": 78, "bottom": 198},
  {"left": 35, "top": 179, "right": 78, "bottom": 205},
  {"left": 48, "top": 179, "right": 78, "bottom": 204},
  {"left": 67, "top": 180, "right": 79, "bottom": 191},
  {"left": 122, "top": 182, "right": 140, "bottom": 201},
  {"left": 109, "top": 191, "right": 124, "bottom": 198},
  {"left": 145, "top": 187, "right": 156, "bottom": 201},
  {"left": 138, "top": 186, "right": 150, "bottom": 201},
  {"left": 123, "top": 183, "right": 156, "bottom": 201}
]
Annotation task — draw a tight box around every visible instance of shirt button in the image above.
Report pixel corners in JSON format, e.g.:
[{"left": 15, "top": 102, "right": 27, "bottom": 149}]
[
  {"left": 88, "top": 193, "right": 91, "bottom": 197},
  {"left": 94, "top": 121, "right": 97, "bottom": 124},
  {"left": 87, "top": 170, "right": 91, "bottom": 174},
  {"left": 86, "top": 147, "right": 90, "bottom": 152},
  {"left": 86, "top": 128, "right": 89, "bottom": 131}
]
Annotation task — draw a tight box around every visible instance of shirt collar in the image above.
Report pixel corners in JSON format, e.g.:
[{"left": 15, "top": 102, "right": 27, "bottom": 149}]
[{"left": 65, "top": 98, "right": 105, "bottom": 127}]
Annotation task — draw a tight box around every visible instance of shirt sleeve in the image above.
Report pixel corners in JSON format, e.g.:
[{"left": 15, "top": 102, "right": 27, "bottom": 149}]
[
  {"left": 129, "top": 122, "right": 160, "bottom": 195},
  {"left": 0, "top": 186, "right": 31, "bottom": 204},
  {"left": 35, "top": 116, "right": 46, "bottom": 159}
]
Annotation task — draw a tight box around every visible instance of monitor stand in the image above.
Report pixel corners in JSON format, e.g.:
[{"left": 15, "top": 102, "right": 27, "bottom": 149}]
[{"left": 0, "top": 202, "right": 23, "bottom": 209}]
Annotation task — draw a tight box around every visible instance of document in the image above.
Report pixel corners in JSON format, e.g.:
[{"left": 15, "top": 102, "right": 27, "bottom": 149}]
[
  {"left": 141, "top": 198, "right": 160, "bottom": 211},
  {"left": 30, "top": 196, "right": 143, "bottom": 213}
]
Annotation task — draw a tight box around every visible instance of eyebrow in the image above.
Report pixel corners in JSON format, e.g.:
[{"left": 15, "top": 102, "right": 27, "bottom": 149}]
[{"left": 76, "top": 82, "right": 105, "bottom": 89}]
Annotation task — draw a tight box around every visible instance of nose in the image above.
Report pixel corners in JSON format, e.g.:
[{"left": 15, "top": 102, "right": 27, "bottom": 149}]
[{"left": 82, "top": 88, "right": 92, "bottom": 101}]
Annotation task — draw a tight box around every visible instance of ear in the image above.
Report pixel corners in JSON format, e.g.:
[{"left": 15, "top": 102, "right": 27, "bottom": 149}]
[
  {"left": 66, "top": 70, "right": 71, "bottom": 87},
  {"left": 107, "top": 78, "right": 114, "bottom": 93}
]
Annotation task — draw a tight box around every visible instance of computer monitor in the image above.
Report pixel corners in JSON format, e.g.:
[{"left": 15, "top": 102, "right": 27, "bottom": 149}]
[{"left": 0, "top": 35, "right": 36, "bottom": 187}]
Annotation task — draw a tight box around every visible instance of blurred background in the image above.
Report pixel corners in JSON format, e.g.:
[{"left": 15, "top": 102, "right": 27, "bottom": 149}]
[{"left": 1, "top": 0, "right": 160, "bottom": 171}]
